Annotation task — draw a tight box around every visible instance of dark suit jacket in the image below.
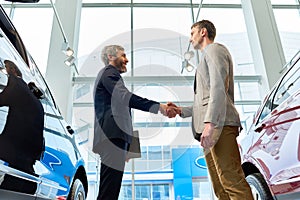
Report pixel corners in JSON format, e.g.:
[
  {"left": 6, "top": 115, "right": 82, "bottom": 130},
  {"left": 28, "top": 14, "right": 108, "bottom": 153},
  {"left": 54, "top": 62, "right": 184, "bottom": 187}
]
[
  {"left": 0, "top": 75, "right": 44, "bottom": 171},
  {"left": 93, "top": 65, "right": 160, "bottom": 154}
]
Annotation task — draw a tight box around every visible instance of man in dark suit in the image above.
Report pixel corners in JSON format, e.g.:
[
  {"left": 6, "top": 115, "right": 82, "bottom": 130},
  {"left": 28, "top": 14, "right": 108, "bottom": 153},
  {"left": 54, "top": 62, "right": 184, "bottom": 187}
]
[
  {"left": 93, "top": 45, "right": 172, "bottom": 200},
  {"left": 0, "top": 60, "right": 44, "bottom": 194}
]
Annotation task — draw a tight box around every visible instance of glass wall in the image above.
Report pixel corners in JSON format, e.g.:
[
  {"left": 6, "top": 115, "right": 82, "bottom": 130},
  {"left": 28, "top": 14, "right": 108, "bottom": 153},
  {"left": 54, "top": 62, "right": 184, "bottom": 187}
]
[
  {"left": 120, "top": 184, "right": 170, "bottom": 200},
  {"left": 192, "top": 178, "right": 213, "bottom": 200},
  {"left": 74, "top": 2, "right": 299, "bottom": 199},
  {"left": 273, "top": 8, "right": 300, "bottom": 61},
  {"left": 1, "top": 0, "right": 299, "bottom": 199}
]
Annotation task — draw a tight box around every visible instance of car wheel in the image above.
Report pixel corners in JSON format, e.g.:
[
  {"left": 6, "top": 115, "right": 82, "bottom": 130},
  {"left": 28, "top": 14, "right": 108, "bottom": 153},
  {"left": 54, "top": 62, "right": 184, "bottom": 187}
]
[
  {"left": 246, "top": 173, "right": 274, "bottom": 200},
  {"left": 68, "top": 179, "right": 86, "bottom": 200}
]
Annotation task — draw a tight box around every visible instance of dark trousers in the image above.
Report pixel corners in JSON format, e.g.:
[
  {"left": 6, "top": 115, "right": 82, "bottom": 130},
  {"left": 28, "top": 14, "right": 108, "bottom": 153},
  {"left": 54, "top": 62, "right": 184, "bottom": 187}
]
[{"left": 97, "top": 138, "right": 129, "bottom": 200}]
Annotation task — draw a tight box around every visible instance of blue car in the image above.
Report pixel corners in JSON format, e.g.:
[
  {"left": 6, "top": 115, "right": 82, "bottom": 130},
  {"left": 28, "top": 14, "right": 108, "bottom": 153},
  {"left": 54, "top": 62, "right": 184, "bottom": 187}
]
[{"left": 0, "top": 1, "right": 88, "bottom": 199}]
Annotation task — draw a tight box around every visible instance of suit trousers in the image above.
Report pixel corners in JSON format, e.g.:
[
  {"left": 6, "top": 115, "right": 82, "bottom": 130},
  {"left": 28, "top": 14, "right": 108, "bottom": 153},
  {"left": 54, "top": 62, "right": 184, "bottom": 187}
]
[
  {"left": 204, "top": 126, "right": 254, "bottom": 200},
  {"left": 97, "top": 138, "right": 129, "bottom": 200}
]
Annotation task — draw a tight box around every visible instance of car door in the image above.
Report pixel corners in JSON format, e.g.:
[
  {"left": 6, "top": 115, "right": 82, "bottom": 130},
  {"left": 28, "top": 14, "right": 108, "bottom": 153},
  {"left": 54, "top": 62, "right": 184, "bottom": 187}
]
[
  {"left": 0, "top": 22, "right": 44, "bottom": 199},
  {"left": 38, "top": 101, "right": 71, "bottom": 194},
  {"left": 0, "top": 59, "right": 8, "bottom": 137},
  {"left": 37, "top": 99, "right": 83, "bottom": 198},
  {"left": 253, "top": 57, "right": 300, "bottom": 196}
]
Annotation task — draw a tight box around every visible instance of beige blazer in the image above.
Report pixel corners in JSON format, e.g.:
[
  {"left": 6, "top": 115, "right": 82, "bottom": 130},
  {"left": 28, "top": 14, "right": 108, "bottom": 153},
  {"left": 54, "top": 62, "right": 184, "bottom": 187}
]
[{"left": 181, "top": 43, "right": 241, "bottom": 141}]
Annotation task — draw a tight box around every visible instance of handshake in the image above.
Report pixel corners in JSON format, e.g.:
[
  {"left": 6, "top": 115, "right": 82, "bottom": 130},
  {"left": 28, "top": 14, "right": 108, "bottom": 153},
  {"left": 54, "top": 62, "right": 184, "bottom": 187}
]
[{"left": 159, "top": 102, "right": 182, "bottom": 118}]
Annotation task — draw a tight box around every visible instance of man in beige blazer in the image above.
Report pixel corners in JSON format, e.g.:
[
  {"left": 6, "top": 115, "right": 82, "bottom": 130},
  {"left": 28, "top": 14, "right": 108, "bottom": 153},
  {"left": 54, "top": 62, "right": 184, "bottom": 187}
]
[{"left": 170, "top": 20, "right": 253, "bottom": 200}]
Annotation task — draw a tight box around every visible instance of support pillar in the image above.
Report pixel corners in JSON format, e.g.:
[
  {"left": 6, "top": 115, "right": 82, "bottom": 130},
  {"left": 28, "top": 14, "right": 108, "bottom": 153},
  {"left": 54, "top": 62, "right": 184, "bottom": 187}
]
[
  {"left": 241, "top": 0, "right": 286, "bottom": 95},
  {"left": 45, "top": 0, "right": 82, "bottom": 123}
]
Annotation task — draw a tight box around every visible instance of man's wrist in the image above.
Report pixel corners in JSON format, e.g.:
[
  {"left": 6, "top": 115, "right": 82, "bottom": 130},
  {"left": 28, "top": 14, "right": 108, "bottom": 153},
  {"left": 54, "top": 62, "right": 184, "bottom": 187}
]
[
  {"left": 178, "top": 108, "right": 183, "bottom": 117},
  {"left": 159, "top": 103, "right": 167, "bottom": 114},
  {"left": 205, "top": 122, "right": 215, "bottom": 128}
]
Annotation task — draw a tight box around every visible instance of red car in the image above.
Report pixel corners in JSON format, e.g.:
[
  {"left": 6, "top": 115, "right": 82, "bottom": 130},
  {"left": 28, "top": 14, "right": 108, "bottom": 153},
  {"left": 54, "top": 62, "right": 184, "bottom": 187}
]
[{"left": 239, "top": 50, "right": 300, "bottom": 200}]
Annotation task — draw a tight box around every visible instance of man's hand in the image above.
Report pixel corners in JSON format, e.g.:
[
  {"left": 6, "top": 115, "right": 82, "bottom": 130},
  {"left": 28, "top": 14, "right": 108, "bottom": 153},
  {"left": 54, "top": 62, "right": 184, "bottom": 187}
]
[
  {"left": 159, "top": 104, "right": 168, "bottom": 116},
  {"left": 159, "top": 103, "right": 181, "bottom": 118},
  {"left": 200, "top": 122, "right": 216, "bottom": 149},
  {"left": 167, "top": 102, "right": 181, "bottom": 118}
]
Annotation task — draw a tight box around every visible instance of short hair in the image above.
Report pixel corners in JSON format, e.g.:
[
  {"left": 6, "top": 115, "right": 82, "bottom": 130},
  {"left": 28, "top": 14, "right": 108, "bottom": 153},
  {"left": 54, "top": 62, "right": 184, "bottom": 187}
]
[
  {"left": 191, "top": 20, "right": 216, "bottom": 41},
  {"left": 101, "top": 45, "right": 125, "bottom": 66},
  {"left": 4, "top": 60, "right": 22, "bottom": 77}
]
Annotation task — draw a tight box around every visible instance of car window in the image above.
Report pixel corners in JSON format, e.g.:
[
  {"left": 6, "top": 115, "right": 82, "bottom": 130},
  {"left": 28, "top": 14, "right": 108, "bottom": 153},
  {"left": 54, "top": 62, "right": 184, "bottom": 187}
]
[
  {"left": 0, "top": 32, "right": 18, "bottom": 68},
  {"left": 257, "top": 58, "right": 300, "bottom": 124},
  {"left": 273, "top": 58, "right": 300, "bottom": 107},
  {"left": 0, "top": 64, "right": 8, "bottom": 134},
  {"left": 0, "top": 59, "right": 7, "bottom": 89},
  {"left": 257, "top": 88, "right": 276, "bottom": 123},
  {"left": 27, "top": 53, "right": 57, "bottom": 108},
  {"left": 46, "top": 115, "right": 64, "bottom": 136},
  {"left": 0, "top": 28, "right": 31, "bottom": 83},
  {"left": 0, "top": 28, "right": 27, "bottom": 135}
]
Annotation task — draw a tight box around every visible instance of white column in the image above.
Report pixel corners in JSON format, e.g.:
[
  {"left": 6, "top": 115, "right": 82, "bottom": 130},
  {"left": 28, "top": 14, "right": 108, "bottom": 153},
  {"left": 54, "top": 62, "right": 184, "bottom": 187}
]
[
  {"left": 45, "top": 0, "right": 82, "bottom": 123},
  {"left": 241, "top": 0, "right": 286, "bottom": 95}
]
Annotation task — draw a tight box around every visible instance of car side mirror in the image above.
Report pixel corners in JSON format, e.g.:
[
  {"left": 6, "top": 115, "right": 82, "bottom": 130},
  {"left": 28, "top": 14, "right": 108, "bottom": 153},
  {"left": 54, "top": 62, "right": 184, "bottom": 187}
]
[{"left": 28, "top": 82, "right": 45, "bottom": 99}]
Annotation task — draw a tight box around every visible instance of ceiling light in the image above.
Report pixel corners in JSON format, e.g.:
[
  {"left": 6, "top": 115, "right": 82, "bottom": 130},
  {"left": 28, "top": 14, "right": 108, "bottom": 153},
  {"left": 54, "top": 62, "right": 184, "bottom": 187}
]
[
  {"left": 61, "top": 42, "right": 74, "bottom": 57},
  {"left": 186, "top": 63, "right": 194, "bottom": 72},
  {"left": 184, "top": 51, "right": 195, "bottom": 60},
  {"left": 181, "top": 59, "right": 195, "bottom": 73},
  {"left": 65, "top": 47, "right": 74, "bottom": 57},
  {"left": 64, "top": 56, "right": 75, "bottom": 66},
  {"left": 181, "top": 43, "right": 195, "bottom": 73}
]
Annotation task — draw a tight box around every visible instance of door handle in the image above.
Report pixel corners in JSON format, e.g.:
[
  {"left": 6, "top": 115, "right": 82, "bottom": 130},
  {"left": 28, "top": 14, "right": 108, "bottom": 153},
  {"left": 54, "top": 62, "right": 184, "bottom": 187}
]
[
  {"left": 254, "top": 124, "right": 266, "bottom": 132},
  {"left": 66, "top": 125, "right": 74, "bottom": 134}
]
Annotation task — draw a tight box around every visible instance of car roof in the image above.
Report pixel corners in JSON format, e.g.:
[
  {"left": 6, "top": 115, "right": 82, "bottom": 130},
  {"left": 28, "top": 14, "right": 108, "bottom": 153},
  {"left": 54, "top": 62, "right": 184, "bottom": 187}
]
[{"left": 0, "top": 5, "right": 29, "bottom": 66}]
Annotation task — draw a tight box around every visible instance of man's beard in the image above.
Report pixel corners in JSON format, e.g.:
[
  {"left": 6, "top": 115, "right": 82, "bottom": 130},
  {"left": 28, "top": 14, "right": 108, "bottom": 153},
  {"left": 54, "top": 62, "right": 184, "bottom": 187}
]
[{"left": 116, "top": 65, "right": 127, "bottom": 73}]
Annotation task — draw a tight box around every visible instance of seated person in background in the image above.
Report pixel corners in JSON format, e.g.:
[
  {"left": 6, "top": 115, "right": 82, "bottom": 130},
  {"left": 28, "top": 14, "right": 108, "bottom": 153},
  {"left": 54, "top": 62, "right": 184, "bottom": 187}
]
[{"left": 0, "top": 60, "right": 44, "bottom": 194}]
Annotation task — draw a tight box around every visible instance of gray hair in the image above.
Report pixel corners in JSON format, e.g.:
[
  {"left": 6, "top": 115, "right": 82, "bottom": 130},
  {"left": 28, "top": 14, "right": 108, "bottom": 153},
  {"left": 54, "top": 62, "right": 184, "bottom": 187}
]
[{"left": 101, "top": 45, "right": 125, "bottom": 66}]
